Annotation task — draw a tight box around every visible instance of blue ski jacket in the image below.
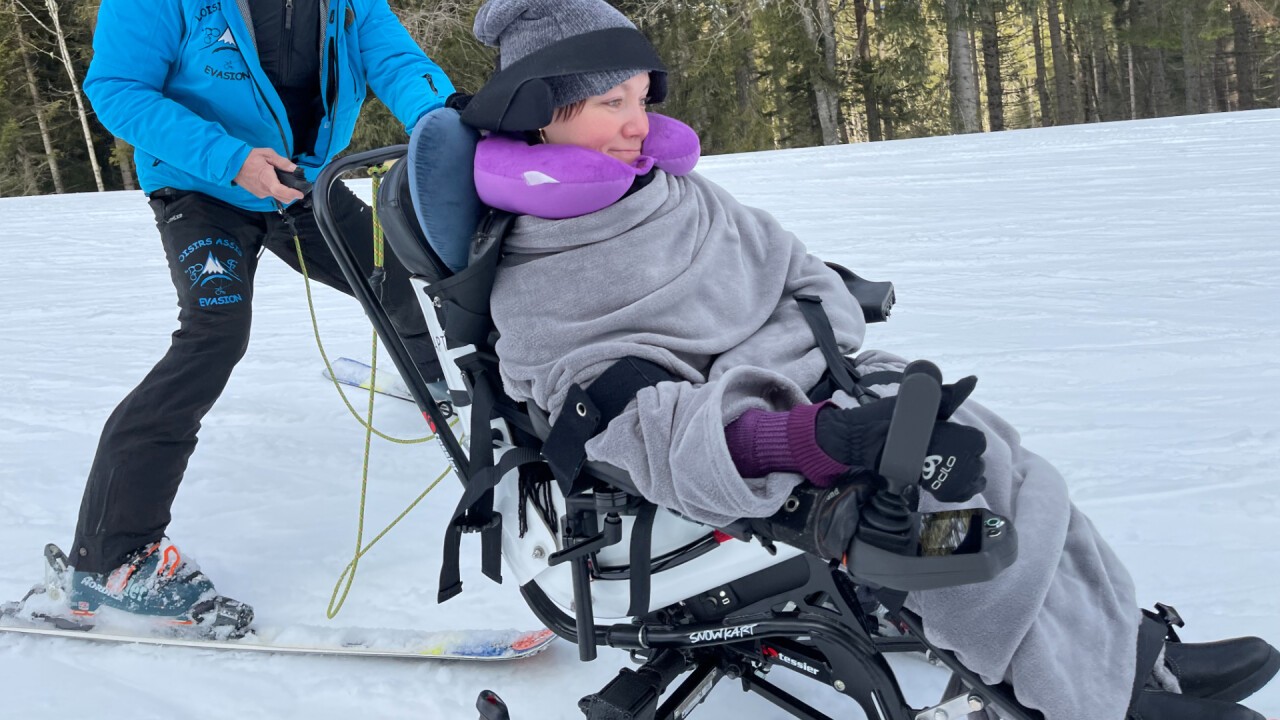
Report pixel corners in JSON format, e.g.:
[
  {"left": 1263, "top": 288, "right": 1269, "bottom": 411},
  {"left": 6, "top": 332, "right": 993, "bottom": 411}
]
[{"left": 84, "top": 0, "right": 455, "bottom": 211}]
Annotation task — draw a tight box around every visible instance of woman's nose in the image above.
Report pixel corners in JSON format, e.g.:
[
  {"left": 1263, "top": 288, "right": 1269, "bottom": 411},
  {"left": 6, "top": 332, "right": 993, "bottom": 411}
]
[{"left": 623, "top": 108, "right": 649, "bottom": 139}]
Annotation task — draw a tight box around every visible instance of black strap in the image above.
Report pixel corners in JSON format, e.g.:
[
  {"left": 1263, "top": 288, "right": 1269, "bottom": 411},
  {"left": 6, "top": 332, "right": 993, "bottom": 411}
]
[
  {"left": 539, "top": 357, "right": 675, "bottom": 619},
  {"left": 438, "top": 348, "right": 544, "bottom": 603},
  {"left": 626, "top": 504, "right": 658, "bottom": 616},
  {"left": 439, "top": 444, "right": 544, "bottom": 603},
  {"left": 439, "top": 353, "right": 495, "bottom": 603},
  {"left": 543, "top": 357, "right": 677, "bottom": 496},
  {"left": 795, "top": 295, "right": 857, "bottom": 397},
  {"left": 439, "top": 355, "right": 675, "bottom": 604},
  {"left": 1130, "top": 613, "right": 1172, "bottom": 708},
  {"left": 465, "top": 355, "right": 501, "bottom": 584},
  {"left": 855, "top": 370, "right": 902, "bottom": 388},
  {"left": 429, "top": 213, "right": 508, "bottom": 349},
  {"left": 797, "top": 294, "right": 906, "bottom": 404}
]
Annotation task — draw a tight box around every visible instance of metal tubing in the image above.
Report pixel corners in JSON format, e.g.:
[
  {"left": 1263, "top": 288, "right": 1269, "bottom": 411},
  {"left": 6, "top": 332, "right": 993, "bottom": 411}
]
[{"left": 311, "top": 149, "right": 469, "bottom": 477}]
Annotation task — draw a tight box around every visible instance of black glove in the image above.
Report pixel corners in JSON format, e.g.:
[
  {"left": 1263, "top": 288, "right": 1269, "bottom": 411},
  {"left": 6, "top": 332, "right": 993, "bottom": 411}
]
[
  {"left": 445, "top": 92, "right": 473, "bottom": 111},
  {"left": 814, "top": 376, "right": 987, "bottom": 503}
]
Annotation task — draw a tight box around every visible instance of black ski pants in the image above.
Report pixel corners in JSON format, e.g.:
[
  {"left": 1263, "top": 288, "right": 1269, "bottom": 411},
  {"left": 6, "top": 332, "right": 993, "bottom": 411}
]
[{"left": 71, "top": 184, "right": 440, "bottom": 574}]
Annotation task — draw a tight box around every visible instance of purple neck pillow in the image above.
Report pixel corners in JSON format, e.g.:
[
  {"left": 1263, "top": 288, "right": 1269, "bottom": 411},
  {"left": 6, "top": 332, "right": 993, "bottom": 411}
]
[{"left": 474, "top": 113, "right": 701, "bottom": 220}]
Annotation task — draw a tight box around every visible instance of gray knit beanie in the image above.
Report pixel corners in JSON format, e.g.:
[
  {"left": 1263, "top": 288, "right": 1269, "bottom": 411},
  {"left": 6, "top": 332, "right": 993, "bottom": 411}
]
[{"left": 474, "top": 0, "right": 653, "bottom": 109}]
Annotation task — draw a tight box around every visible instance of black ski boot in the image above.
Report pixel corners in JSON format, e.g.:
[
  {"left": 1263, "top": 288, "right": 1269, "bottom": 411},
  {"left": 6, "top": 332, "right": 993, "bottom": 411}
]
[
  {"left": 1165, "top": 636, "right": 1280, "bottom": 703},
  {"left": 1126, "top": 609, "right": 1275, "bottom": 720},
  {"left": 1128, "top": 690, "right": 1266, "bottom": 720}
]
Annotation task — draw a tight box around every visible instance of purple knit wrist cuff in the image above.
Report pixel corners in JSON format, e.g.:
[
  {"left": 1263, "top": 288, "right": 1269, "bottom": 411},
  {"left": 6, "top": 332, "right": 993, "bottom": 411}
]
[
  {"left": 785, "top": 402, "right": 851, "bottom": 487},
  {"left": 725, "top": 402, "right": 850, "bottom": 486}
]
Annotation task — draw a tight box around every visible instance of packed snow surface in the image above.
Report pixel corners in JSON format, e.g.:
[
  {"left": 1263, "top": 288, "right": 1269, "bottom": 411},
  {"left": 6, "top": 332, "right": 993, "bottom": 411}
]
[{"left": 2, "top": 109, "right": 1278, "bottom": 719}]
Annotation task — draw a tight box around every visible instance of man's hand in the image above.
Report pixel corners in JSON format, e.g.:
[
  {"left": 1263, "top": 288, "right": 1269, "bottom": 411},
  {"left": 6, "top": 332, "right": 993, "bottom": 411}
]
[{"left": 233, "top": 148, "right": 305, "bottom": 204}]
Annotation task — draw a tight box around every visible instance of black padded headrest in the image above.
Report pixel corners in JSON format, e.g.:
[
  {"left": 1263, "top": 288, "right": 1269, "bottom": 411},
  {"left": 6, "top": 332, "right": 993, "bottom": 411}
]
[{"left": 461, "top": 28, "right": 667, "bottom": 133}]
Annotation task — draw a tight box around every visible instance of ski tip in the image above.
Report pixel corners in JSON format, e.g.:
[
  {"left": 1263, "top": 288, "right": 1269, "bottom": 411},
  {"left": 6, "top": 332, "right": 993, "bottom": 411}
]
[
  {"left": 414, "top": 628, "right": 557, "bottom": 660},
  {"left": 510, "top": 628, "right": 556, "bottom": 652}
]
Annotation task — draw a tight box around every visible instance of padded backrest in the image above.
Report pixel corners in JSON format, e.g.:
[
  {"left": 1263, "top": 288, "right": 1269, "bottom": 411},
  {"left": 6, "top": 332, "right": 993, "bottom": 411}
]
[
  {"left": 376, "top": 159, "right": 452, "bottom": 282},
  {"left": 406, "top": 107, "right": 485, "bottom": 275}
]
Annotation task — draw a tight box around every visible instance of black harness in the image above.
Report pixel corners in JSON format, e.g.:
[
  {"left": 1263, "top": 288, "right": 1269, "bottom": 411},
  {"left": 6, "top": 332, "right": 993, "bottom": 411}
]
[
  {"left": 434, "top": 211, "right": 897, "bottom": 615},
  {"left": 433, "top": 212, "right": 678, "bottom": 607}
]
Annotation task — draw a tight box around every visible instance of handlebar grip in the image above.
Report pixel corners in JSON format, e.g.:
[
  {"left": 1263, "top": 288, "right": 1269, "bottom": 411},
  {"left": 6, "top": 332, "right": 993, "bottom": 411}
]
[
  {"left": 876, "top": 360, "right": 943, "bottom": 493},
  {"left": 275, "top": 167, "right": 313, "bottom": 194}
]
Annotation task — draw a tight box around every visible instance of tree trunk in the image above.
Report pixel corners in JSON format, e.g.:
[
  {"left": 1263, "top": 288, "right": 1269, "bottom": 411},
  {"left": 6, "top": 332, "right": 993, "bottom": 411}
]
[
  {"left": 1079, "top": 26, "right": 1098, "bottom": 121},
  {"left": 980, "top": 0, "right": 1004, "bottom": 131},
  {"left": 14, "top": 11, "right": 65, "bottom": 193},
  {"left": 1229, "top": 1, "right": 1256, "bottom": 110},
  {"left": 17, "top": 146, "right": 40, "bottom": 195},
  {"left": 1084, "top": 22, "right": 1106, "bottom": 122},
  {"left": 114, "top": 138, "right": 137, "bottom": 190},
  {"left": 972, "top": 14, "right": 984, "bottom": 131},
  {"left": 1213, "top": 35, "right": 1233, "bottom": 111},
  {"left": 1046, "top": 0, "right": 1075, "bottom": 124},
  {"left": 1127, "top": 43, "right": 1137, "bottom": 119},
  {"left": 853, "top": 0, "right": 882, "bottom": 141},
  {"left": 946, "top": 0, "right": 982, "bottom": 133},
  {"left": 1062, "top": 13, "right": 1083, "bottom": 121},
  {"left": 734, "top": 6, "right": 758, "bottom": 123},
  {"left": 1151, "top": 48, "right": 1171, "bottom": 117},
  {"left": 874, "top": 0, "right": 895, "bottom": 139},
  {"left": 44, "top": 0, "right": 105, "bottom": 191},
  {"left": 1092, "top": 17, "right": 1119, "bottom": 121},
  {"left": 799, "top": 0, "right": 843, "bottom": 145},
  {"left": 1221, "top": 34, "right": 1240, "bottom": 111},
  {"left": 1032, "top": 6, "right": 1053, "bottom": 125},
  {"left": 1181, "top": 5, "right": 1204, "bottom": 114}
]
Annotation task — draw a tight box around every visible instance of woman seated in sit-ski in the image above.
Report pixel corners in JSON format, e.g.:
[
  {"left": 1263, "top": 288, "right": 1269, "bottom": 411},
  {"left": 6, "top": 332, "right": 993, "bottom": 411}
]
[{"left": 464, "top": 1, "right": 1278, "bottom": 719}]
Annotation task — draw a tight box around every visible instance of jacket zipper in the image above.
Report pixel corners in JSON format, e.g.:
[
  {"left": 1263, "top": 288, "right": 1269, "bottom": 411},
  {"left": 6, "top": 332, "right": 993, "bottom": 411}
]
[
  {"left": 282, "top": 0, "right": 294, "bottom": 81},
  {"left": 232, "top": 3, "right": 292, "bottom": 157}
]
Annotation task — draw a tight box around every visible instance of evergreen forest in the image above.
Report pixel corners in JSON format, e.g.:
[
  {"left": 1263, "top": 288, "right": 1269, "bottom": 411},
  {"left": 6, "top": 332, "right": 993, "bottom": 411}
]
[{"left": 1, "top": 0, "right": 1277, "bottom": 196}]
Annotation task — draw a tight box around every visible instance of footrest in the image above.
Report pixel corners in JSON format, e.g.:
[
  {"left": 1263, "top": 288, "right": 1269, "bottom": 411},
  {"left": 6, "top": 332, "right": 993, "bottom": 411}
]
[{"left": 578, "top": 667, "right": 662, "bottom": 720}]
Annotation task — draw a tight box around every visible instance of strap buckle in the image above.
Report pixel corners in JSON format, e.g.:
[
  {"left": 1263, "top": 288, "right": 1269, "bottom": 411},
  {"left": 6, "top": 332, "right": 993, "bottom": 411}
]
[
  {"left": 453, "top": 513, "right": 502, "bottom": 534},
  {"left": 1145, "top": 602, "right": 1185, "bottom": 642}
]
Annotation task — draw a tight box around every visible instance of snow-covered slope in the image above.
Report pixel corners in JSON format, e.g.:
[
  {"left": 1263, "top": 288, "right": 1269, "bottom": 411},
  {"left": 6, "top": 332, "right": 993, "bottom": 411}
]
[{"left": 1, "top": 109, "right": 1278, "bottom": 719}]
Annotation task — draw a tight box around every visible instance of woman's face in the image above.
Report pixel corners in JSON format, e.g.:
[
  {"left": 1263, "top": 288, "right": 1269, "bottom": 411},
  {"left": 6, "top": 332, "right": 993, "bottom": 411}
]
[{"left": 543, "top": 72, "right": 651, "bottom": 164}]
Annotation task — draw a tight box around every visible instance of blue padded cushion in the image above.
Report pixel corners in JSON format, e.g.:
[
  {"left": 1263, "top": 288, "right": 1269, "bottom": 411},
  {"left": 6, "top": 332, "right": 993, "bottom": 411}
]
[{"left": 406, "top": 108, "right": 484, "bottom": 274}]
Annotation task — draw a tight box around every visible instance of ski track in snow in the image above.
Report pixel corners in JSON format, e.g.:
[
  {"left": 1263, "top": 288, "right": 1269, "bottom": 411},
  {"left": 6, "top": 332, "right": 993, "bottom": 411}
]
[{"left": 1, "top": 109, "right": 1278, "bottom": 719}]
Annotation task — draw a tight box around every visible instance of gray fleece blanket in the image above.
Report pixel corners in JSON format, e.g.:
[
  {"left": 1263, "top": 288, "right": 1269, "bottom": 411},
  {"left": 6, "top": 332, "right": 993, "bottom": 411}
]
[{"left": 490, "top": 170, "right": 1140, "bottom": 720}]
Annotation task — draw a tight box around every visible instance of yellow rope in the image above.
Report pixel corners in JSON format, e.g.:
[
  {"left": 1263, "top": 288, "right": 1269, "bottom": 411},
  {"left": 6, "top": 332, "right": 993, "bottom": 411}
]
[
  {"left": 294, "top": 230, "right": 434, "bottom": 445},
  {"left": 288, "top": 165, "right": 457, "bottom": 618},
  {"left": 325, "top": 465, "right": 452, "bottom": 618}
]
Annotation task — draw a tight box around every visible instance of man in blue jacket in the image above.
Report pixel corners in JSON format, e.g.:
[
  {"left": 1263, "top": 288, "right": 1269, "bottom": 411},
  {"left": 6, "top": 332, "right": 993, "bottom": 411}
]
[{"left": 66, "top": 0, "right": 456, "bottom": 636}]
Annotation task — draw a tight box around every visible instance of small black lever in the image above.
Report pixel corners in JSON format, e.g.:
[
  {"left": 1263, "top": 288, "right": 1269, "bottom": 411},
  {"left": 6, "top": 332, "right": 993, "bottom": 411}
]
[
  {"left": 274, "top": 167, "right": 313, "bottom": 194},
  {"left": 547, "top": 512, "right": 623, "bottom": 566}
]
